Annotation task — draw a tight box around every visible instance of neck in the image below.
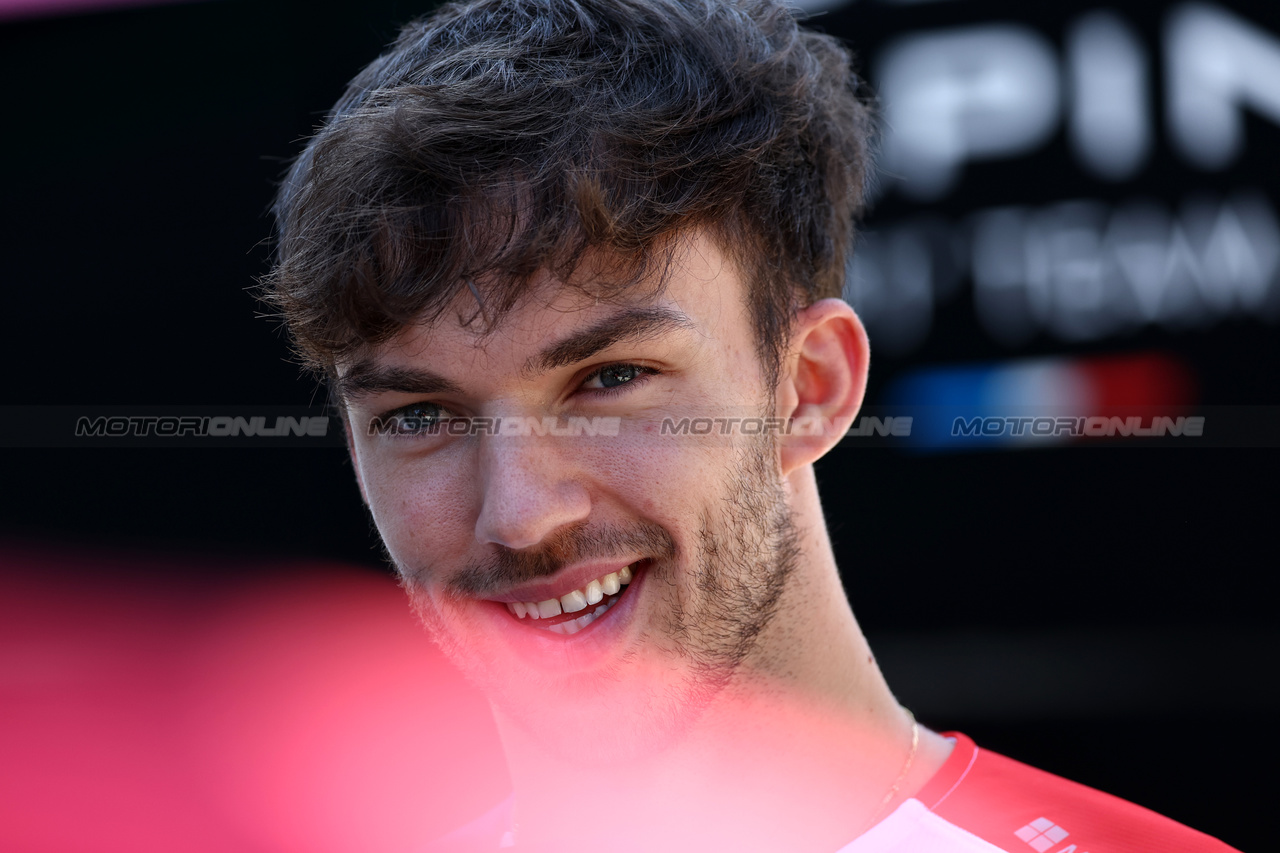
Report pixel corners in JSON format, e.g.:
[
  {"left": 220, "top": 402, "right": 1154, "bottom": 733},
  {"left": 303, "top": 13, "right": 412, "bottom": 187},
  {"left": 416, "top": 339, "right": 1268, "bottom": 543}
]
[{"left": 493, "top": 467, "right": 949, "bottom": 853}]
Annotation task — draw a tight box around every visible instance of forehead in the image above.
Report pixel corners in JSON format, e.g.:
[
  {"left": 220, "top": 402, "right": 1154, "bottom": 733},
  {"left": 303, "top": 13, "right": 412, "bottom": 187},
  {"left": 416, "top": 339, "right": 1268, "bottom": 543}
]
[{"left": 337, "top": 231, "right": 747, "bottom": 383}]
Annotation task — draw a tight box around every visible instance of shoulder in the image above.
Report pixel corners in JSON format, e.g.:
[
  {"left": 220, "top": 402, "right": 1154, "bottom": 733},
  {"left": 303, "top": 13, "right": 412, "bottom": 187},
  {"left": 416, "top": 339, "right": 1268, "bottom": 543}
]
[
  {"left": 889, "top": 732, "right": 1240, "bottom": 853},
  {"left": 423, "top": 795, "right": 513, "bottom": 853}
]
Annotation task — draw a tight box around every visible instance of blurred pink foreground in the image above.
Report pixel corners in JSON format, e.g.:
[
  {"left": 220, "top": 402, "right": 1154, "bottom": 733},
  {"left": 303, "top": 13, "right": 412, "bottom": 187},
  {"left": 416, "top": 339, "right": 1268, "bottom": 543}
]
[{"left": 0, "top": 540, "right": 508, "bottom": 853}]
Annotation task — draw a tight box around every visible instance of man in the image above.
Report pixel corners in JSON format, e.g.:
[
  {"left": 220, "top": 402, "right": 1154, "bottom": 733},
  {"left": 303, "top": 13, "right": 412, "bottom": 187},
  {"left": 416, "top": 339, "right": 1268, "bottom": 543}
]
[{"left": 264, "top": 1, "right": 1239, "bottom": 850}]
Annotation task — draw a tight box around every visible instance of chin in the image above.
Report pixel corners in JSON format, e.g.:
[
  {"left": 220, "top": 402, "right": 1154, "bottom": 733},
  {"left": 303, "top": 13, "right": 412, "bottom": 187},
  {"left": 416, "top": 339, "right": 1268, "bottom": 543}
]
[{"left": 488, "top": 645, "right": 739, "bottom": 766}]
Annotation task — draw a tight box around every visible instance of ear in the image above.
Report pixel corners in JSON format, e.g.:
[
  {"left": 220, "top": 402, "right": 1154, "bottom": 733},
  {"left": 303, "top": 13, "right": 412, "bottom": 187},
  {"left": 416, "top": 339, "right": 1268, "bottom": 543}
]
[
  {"left": 342, "top": 409, "right": 371, "bottom": 507},
  {"left": 775, "top": 298, "right": 870, "bottom": 475}
]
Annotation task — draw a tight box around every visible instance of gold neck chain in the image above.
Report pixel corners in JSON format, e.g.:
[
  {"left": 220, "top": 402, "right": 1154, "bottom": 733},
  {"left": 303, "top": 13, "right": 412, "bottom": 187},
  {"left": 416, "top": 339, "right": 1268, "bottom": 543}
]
[{"left": 862, "top": 707, "right": 920, "bottom": 833}]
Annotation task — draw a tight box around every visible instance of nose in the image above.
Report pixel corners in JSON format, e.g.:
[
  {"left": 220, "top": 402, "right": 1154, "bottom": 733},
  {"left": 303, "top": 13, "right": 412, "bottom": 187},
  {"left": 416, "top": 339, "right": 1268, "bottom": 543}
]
[{"left": 473, "top": 421, "right": 592, "bottom": 551}]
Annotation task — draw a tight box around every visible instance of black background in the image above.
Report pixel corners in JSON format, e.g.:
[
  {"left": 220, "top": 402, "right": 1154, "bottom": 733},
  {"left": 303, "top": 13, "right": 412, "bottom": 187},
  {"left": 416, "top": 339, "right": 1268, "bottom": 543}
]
[{"left": 1, "top": 0, "right": 1275, "bottom": 850}]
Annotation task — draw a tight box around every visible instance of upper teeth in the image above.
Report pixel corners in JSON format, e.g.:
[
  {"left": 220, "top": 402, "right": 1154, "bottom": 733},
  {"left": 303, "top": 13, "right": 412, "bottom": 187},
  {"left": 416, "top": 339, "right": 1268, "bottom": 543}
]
[{"left": 506, "top": 563, "right": 635, "bottom": 620}]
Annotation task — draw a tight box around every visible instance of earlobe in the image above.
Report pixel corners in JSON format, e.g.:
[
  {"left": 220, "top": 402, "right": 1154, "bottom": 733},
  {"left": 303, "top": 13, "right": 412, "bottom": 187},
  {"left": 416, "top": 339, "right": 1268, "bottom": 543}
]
[{"left": 776, "top": 298, "right": 870, "bottom": 475}]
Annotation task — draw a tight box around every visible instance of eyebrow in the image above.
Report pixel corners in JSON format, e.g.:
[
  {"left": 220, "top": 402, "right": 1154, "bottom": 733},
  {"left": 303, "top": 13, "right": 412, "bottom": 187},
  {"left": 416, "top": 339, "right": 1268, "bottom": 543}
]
[
  {"left": 336, "top": 306, "right": 695, "bottom": 405},
  {"left": 335, "top": 363, "right": 464, "bottom": 405},
  {"left": 524, "top": 306, "right": 695, "bottom": 376}
]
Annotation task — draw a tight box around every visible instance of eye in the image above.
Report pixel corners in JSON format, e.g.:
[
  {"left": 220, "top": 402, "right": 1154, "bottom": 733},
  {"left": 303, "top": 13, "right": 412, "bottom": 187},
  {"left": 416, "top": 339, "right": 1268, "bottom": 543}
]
[
  {"left": 369, "top": 402, "right": 450, "bottom": 437},
  {"left": 581, "top": 363, "right": 656, "bottom": 393}
]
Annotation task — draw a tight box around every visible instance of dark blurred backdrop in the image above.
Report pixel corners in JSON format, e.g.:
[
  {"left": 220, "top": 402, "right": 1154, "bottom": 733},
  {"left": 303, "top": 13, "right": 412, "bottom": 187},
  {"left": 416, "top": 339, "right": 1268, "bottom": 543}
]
[{"left": 1, "top": 0, "right": 1276, "bottom": 850}]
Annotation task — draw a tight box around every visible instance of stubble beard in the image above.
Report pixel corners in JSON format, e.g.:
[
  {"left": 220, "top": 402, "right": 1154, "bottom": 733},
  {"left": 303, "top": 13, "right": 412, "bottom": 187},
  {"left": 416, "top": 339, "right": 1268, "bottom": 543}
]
[
  {"left": 651, "top": 429, "right": 803, "bottom": 724},
  {"left": 395, "top": 429, "right": 803, "bottom": 764}
]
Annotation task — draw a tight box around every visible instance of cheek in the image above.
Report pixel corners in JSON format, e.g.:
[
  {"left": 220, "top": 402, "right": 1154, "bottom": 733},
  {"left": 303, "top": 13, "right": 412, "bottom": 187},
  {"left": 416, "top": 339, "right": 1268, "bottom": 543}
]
[
  {"left": 362, "top": 454, "right": 477, "bottom": 575},
  {"left": 580, "top": 428, "right": 727, "bottom": 521}
]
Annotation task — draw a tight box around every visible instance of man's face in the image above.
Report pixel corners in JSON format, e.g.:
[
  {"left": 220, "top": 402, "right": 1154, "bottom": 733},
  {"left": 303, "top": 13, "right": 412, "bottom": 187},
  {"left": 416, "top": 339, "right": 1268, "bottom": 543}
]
[{"left": 340, "top": 233, "right": 802, "bottom": 758}]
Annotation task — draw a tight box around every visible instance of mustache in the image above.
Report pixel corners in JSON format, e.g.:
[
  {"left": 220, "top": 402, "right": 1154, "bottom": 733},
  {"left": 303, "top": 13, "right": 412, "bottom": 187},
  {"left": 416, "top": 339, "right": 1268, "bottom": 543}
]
[{"left": 441, "top": 521, "right": 676, "bottom": 598}]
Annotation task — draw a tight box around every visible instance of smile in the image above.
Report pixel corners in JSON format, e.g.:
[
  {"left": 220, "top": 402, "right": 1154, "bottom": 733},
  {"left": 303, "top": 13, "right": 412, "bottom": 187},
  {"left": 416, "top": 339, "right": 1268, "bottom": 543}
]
[{"left": 503, "top": 563, "right": 637, "bottom": 635}]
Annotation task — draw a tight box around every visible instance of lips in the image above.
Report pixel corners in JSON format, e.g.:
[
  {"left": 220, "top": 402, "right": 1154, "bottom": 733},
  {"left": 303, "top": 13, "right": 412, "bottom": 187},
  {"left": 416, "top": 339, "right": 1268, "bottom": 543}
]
[
  {"left": 473, "top": 559, "right": 650, "bottom": 671},
  {"left": 503, "top": 563, "right": 635, "bottom": 635}
]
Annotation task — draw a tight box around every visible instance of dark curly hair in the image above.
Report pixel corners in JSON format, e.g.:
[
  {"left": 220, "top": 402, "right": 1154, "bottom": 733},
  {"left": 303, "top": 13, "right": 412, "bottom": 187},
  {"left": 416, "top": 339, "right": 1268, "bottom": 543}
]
[{"left": 263, "top": 0, "right": 874, "bottom": 385}]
